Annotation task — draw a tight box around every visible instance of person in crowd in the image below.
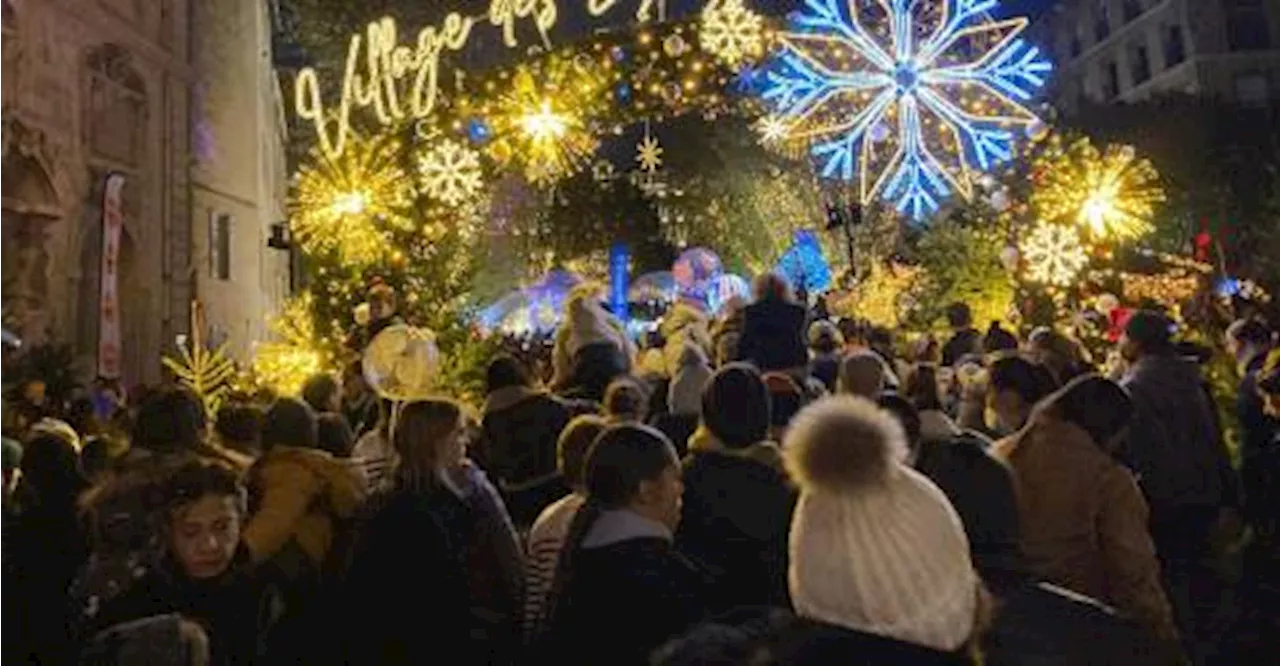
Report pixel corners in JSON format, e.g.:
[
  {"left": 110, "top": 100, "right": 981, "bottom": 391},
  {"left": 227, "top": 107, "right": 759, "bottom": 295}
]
[
  {"left": 877, "top": 392, "right": 1022, "bottom": 587},
  {"left": 10, "top": 378, "right": 51, "bottom": 433},
  {"left": 604, "top": 376, "right": 650, "bottom": 424},
  {"left": 781, "top": 395, "right": 981, "bottom": 664},
  {"left": 942, "top": 303, "right": 982, "bottom": 367},
  {"left": 366, "top": 282, "right": 403, "bottom": 342},
  {"left": 807, "top": 320, "right": 843, "bottom": 392},
  {"left": 987, "top": 354, "right": 1059, "bottom": 436},
  {"left": 1027, "top": 327, "right": 1090, "bottom": 385},
  {"left": 79, "top": 615, "right": 213, "bottom": 666},
  {"left": 242, "top": 398, "right": 363, "bottom": 586},
  {"left": 993, "top": 375, "right": 1179, "bottom": 643},
  {"left": 679, "top": 364, "right": 795, "bottom": 611},
  {"left": 865, "top": 326, "right": 907, "bottom": 388},
  {"left": 344, "top": 399, "right": 523, "bottom": 664},
  {"left": 551, "top": 290, "right": 635, "bottom": 397},
  {"left": 541, "top": 424, "right": 708, "bottom": 666},
  {"left": 736, "top": 273, "right": 808, "bottom": 374},
  {"left": 1119, "top": 311, "right": 1239, "bottom": 657},
  {"left": 214, "top": 403, "right": 263, "bottom": 458},
  {"left": 661, "top": 303, "right": 713, "bottom": 369},
  {"left": 2, "top": 436, "right": 20, "bottom": 505},
  {"left": 78, "top": 459, "right": 279, "bottom": 664},
  {"left": 1226, "top": 318, "right": 1279, "bottom": 534},
  {"left": 9, "top": 428, "right": 91, "bottom": 664},
  {"left": 711, "top": 296, "right": 747, "bottom": 368},
  {"left": 984, "top": 321, "right": 1019, "bottom": 355},
  {"left": 350, "top": 398, "right": 397, "bottom": 493},
  {"left": 341, "top": 361, "right": 379, "bottom": 439},
  {"left": 316, "top": 413, "right": 355, "bottom": 458},
  {"left": 652, "top": 336, "right": 712, "bottom": 453},
  {"left": 478, "top": 355, "right": 579, "bottom": 530},
  {"left": 300, "top": 373, "right": 342, "bottom": 415},
  {"left": 523, "top": 415, "right": 608, "bottom": 643},
  {"left": 763, "top": 372, "right": 806, "bottom": 442},
  {"left": 837, "top": 351, "right": 889, "bottom": 400},
  {"left": 124, "top": 387, "right": 250, "bottom": 472}
]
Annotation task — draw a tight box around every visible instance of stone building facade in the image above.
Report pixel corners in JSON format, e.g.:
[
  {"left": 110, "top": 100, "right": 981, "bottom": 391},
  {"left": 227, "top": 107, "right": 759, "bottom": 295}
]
[
  {"left": 2, "top": 0, "right": 290, "bottom": 385},
  {"left": 1032, "top": 0, "right": 1280, "bottom": 115}
]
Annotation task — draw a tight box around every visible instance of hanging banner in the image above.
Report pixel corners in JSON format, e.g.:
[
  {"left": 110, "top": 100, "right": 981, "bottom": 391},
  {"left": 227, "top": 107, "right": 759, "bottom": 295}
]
[{"left": 98, "top": 173, "right": 126, "bottom": 380}]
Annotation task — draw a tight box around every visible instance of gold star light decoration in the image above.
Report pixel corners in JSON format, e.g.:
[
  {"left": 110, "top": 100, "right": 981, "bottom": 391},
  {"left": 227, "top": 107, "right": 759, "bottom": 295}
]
[
  {"left": 293, "top": 134, "right": 412, "bottom": 265},
  {"left": 699, "top": 0, "right": 767, "bottom": 67},
  {"left": 636, "top": 129, "right": 664, "bottom": 173},
  {"left": 1021, "top": 223, "right": 1089, "bottom": 287},
  {"left": 1031, "top": 135, "right": 1166, "bottom": 241},
  {"left": 416, "top": 138, "right": 484, "bottom": 206}
]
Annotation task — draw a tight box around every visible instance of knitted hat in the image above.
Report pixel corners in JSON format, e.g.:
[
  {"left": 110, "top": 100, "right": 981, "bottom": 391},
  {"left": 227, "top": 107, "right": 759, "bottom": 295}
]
[
  {"left": 782, "top": 396, "right": 978, "bottom": 651},
  {"left": 701, "top": 363, "right": 770, "bottom": 449}
]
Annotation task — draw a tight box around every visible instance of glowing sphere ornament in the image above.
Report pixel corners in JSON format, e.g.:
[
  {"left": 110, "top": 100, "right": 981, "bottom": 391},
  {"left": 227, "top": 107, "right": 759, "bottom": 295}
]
[
  {"left": 700, "top": 0, "right": 767, "bottom": 67},
  {"left": 416, "top": 138, "right": 484, "bottom": 206},
  {"left": 1021, "top": 223, "right": 1089, "bottom": 287},
  {"left": 1031, "top": 136, "right": 1165, "bottom": 241},
  {"left": 761, "top": 0, "right": 1051, "bottom": 219}
]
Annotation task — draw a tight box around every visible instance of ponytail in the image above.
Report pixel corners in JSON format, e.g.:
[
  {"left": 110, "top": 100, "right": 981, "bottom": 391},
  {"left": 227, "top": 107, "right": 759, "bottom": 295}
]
[{"left": 539, "top": 496, "right": 604, "bottom": 642}]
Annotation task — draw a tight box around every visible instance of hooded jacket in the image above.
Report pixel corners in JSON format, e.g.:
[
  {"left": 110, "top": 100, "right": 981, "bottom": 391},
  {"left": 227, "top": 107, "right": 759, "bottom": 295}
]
[
  {"left": 243, "top": 446, "right": 364, "bottom": 573},
  {"left": 667, "top": 341, "right": 713, "bottom": 417}
]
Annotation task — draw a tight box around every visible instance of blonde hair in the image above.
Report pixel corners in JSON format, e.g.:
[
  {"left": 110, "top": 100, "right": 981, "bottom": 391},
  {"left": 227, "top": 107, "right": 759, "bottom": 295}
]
[{"left": 392, "top": 399, "right": 463, "bottom": 485}]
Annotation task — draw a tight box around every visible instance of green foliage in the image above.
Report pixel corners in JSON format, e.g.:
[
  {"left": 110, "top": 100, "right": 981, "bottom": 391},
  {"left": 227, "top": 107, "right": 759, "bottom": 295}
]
[
  {"left": 907, "top": 219, "right": 1015, "bottom": 331},
  {"left": 3, "top": 342, "right": 82, "bottom": 409}
]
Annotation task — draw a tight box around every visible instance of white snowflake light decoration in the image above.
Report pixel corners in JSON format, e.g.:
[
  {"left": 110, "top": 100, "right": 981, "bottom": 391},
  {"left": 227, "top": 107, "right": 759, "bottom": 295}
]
[
  {"left": 700, "top": 0, "right": 767, "bottom": 66},
  {"left": 762, "top": 0, "right": 1052, "bottom": 220},
  {"left": 416, "top": 139, "right": 483, "bottom": 206},
  {"left": 636, "top": 133, "right": 664, "bottom": 173},
  {"left": 1021, "top": 223, "right": 1088, "bottom": 287}
]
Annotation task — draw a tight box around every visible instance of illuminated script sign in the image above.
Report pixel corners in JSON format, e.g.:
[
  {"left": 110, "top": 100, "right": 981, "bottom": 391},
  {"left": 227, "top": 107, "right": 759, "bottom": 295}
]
[{"left": 295, "top": 0, "right": 668, "bottom": 158}]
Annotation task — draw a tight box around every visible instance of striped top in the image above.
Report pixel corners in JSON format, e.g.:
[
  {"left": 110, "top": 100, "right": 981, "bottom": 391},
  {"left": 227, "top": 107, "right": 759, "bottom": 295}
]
[{"left": 522, "top": 493, "right": 584, "bottom": 642}]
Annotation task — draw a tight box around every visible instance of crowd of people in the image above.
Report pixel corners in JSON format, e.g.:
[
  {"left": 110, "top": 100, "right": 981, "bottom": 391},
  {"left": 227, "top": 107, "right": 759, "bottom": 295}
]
[{"left": 2, "top": 273, "right": 1279, "bottom": 665}]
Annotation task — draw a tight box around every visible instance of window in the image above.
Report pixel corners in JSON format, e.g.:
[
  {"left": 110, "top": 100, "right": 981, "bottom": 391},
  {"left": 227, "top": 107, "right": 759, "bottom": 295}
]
[
  {"left": 1164, "top": 24, "right": 1186, "bottom": 66},
  {"left": 1122, "top": 0, "right": 1143, "bottom": 23},
  {"left": 210, "top": 213, "right": 231, "bottom": 280},
  {"left": 1235, "top": 74, "right": 1270, "bottom": 108},
  {"left": 1225, "top": 1, "right": 1272, "bottom": 51},
  {"left": 1103, "top": 61, "right": 1121, "bottom": 98},
  {"left": 1094, "top": 1, "right": 1111, "bottom": 42},
  {"left": 1130, "top": 44, "right": 1152, "bottom": 84}
]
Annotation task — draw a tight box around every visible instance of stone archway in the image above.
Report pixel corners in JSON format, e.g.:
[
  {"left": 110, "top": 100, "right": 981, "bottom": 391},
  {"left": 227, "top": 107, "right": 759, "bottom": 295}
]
[{"left": 1, "top": 139, "right": 63, "bottom": 345}]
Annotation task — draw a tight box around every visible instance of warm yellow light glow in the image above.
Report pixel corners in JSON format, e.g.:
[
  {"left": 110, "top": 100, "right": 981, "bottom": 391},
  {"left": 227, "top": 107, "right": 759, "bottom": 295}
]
[
  {"left": 250, "top": 294, "right": 331, "bottom": 397},
  {"left": 636, "top": 133, "right": 664, "bottom": 173},
  {"left": 415, "top": 138, "right": 484, "bottom": 206},
  {"left": 519, "top": 100, "right": 569, "bottom": 141},
  {"left": 1021, "top": 223, "right": 1089, "bottom": 287},
  {"left": 1031, "top": 136, "right": 1165, "bottom": 241},
  {"left": 699, "top": 0, "right": 766, "bottom": 66},
  {"left": 330, "top": 191, "right": 368, "bottom": 216}
]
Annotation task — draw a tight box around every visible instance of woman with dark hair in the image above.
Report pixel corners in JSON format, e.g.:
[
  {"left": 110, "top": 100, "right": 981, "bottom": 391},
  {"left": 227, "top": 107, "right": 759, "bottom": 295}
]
[
  {"left": 993, "top": 376, "right": 1177, "bottom": 644},
  {"left": 344, "top": 399, "right": 523, "bottom": 664},
  {"left": 987, "top": 354, "right": 1059, "bottom": 436},
  {"left": 541, "top": 424, "right": 708, "bottom": 666},
  {"left": 78, "top": 459, "right": 279, "bottom": 664}
]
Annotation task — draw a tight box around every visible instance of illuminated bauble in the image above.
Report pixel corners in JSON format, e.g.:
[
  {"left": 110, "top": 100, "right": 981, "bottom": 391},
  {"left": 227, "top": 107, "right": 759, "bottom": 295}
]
[
  {"left": 362, "top": 325, "right": 440, "bottom": 401},
  {"left": 353, "top": 302, "right": 371, "bottom": 326},
  {"left": 761, "top": 0, "right": 1051, "bottom": 219},
  {"left": 672, "top": 247, "right": 724, "bottom": 294},
  {"left": 1095, "top": 293, "right": 1120, "bottom": 315},
  {"left": 663, "top": 34, "right": 688, "bottom": 57},
  {"left": 1031, "top": 135, "right": 1165, "bottom": 241}
]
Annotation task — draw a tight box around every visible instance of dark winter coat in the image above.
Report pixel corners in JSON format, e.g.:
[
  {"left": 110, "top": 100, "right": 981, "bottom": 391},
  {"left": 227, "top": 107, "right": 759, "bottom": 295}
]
[
  {"left": 983, "top": 581, "right": 1176, "bottom": 666},
  {"left": 342, "top": 466, "right": 523, "bottom": 665},
  {"left": 649, "top": 412, "right": 699, "bottom": 457},
  {"left": 544, "top": 514, "right": 709, "bottom": 666},
  {"left": 479, "top": 386, "right": 580, "bottom": 528},
  {"left": 559, "top": 342, "right": 630, "bottom": 404},
  {"left": 1120, "top": 354, "right": 1237, "bottom": 518},
  {"left": 736, "top": 300, "right": 808, "bottom": 372},
  {"left": 77, "top": 548, "right": 280, "bottom": 665},
  {"left": 914, "top": 431, "right": 1024, "bottom": 584},
  {"left": 676, "top": 449, "right": 796, "bottom": 611},
  {"left": 942, "top": 328, "right": 983, "bottom": 367},
  {"left": 769, "top": 617, "right": 975, "bottom": 666}
]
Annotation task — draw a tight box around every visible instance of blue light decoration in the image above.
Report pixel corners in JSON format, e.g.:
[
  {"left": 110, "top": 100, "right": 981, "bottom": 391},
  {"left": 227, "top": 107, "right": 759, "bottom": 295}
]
[
  {"left": 475, "top": 270, "right": 582, "bottom": 336},
  {"left": 775, "top": 230, "right": 833, "bottom": 295},
  {"left": 609, "top": 243, "right": 631, "bottom": 321},
  {"left": 761, "top": 0, "right": 1052, "bottom": 220},
  {"left": 467, "top": 117, "right": 492, "bottom": 145},
  {"left": 707, "top": 274, "right": 752, "bottom": 314}
]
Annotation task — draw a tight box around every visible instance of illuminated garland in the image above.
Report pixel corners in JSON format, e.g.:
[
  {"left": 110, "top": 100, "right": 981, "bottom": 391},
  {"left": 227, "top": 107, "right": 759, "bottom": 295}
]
[{"left": 250, "top": 294, "right": 329, "bottom": 397}]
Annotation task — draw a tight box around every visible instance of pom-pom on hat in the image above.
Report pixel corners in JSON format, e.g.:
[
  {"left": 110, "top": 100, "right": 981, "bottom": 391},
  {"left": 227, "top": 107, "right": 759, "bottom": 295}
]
[{"left": 782, "top": 395, "right": 978, "bottom": 651}]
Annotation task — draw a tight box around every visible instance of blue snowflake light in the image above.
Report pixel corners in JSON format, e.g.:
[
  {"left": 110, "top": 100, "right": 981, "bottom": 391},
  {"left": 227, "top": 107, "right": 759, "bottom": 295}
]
[{"left": 762, "top": 0, "right": 1051, "bottom": 219}]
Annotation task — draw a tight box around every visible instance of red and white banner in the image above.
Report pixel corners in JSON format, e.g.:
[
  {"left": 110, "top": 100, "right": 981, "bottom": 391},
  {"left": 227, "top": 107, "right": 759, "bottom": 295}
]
[{"left": 98, "top": 173, "right": 126, "bottom": 380}]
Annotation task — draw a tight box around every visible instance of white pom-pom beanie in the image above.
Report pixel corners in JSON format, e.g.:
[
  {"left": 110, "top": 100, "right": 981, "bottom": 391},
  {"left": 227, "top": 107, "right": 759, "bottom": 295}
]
[{"left": 782, "top": 396, "right": 978, "bottom": 652}]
